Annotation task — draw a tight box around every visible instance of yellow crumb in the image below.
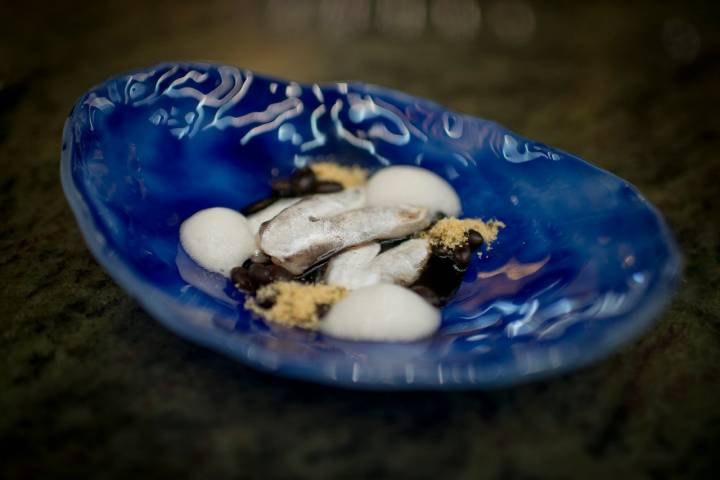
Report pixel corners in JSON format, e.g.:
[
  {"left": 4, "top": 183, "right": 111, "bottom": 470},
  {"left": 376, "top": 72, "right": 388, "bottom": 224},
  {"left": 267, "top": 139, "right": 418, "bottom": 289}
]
[
  {"left": 310, "top": 162, "right": 368, "bottom": 188},
  {"left": 422, "top": 217, "right": 505, "bottom": 250},
  {"left": 245, "top": 281, "right": 347, "bottom": 329}
]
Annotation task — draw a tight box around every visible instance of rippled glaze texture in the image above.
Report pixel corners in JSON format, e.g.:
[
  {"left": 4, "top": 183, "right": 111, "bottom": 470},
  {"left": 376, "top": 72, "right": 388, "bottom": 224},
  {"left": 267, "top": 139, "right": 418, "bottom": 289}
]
[{"left": 61, "top": 63, "right": 680, "bottom": 388}]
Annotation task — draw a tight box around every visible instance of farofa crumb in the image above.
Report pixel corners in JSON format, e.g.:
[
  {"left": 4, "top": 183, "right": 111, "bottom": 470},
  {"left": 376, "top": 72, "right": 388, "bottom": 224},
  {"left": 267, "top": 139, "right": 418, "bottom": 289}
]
[
  {"left": 245, "top": 281, "right": 347, "bottom": 329},
  {"left": 422, "top": 217, "right": 505, "bottom": 250},
  {"left": 310, "top": 162, "right": 368, "bottom": 188}
]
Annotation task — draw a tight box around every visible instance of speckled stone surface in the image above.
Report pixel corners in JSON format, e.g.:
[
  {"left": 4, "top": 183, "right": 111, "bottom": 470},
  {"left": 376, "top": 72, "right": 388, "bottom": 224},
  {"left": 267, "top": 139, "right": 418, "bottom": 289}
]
[{"left": 1, "top": 1, "right": 719, "bottom": 478}]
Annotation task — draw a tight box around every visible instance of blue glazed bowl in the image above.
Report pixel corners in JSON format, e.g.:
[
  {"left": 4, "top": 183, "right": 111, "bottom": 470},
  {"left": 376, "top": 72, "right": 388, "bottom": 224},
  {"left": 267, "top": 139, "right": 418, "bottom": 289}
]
[{"left": 61, "top": 62, "right": 681, "bottom": 389}]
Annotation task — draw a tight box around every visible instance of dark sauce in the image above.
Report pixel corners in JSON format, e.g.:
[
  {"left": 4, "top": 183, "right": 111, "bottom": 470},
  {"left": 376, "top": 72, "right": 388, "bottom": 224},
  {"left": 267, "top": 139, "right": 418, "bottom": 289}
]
[
  {"left": 411, "top": 252, "right": 466, "bottom": 304},
  {"left": 296, "top": 258, "right": 330, "bottom": 284},
  {"left": 409, "top": 230, "right": 485, "bottom": 306},
  {"left": 241, "top": 195, "right": 279, "bottom": 215},
  {"left": 378, "top": 236, "right": 412, "bottom": 253}
]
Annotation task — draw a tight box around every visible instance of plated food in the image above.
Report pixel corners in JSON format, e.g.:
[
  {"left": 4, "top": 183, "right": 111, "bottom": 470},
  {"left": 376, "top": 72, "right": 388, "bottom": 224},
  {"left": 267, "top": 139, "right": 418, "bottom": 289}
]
[
  {"left": 63, "top": 62, "right": 681, "bottom": 387},
  {"left": 180, "top": 162, "right": 503, "bottom": 342}
]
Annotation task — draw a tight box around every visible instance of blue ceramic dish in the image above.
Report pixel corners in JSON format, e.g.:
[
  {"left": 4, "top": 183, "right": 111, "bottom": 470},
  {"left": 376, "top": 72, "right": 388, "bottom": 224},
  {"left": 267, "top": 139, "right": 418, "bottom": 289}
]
[{"left": 61, "top": 62, "right": 681, "bottom": 389}]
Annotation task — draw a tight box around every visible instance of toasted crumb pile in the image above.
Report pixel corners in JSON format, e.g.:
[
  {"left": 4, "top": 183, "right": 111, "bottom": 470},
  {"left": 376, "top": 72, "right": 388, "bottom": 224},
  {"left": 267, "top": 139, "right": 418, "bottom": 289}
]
[
  {"left": 245, "top": 281, "right": 347, "bottom": 329},
  {"left": 310, "top": 162, "right": 368, "bottom": 187},
  {"left": 422, "top": 217, "right": 505, "bottom": 250}
]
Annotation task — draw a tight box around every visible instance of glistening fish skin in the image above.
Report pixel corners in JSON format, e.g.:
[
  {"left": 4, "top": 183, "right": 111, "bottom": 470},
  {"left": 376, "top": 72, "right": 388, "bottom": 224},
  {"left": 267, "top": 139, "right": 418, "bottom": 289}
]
[
  {"left": 325, "top": 238, "right": 431, "bottom": 289},
  {"left": 259, "top": 189, "right": 430, "bottom": 274}
]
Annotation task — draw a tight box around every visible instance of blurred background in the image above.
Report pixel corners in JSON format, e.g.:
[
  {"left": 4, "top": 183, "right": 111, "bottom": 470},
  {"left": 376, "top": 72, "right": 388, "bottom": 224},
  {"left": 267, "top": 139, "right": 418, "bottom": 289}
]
[{"left": 1, "top": 1, "right": 719, "bottom": 479}]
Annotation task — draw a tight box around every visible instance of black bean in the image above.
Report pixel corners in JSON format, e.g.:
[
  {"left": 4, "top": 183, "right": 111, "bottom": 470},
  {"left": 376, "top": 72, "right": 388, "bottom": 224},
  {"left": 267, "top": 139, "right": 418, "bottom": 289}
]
[
  {"left": 410, "top": 285, "right": 441, "bottom": 307},
  {"left": 316, "top": 303, "right": 332, "bottom": 318},
  {"left": 290, "top": 167, "right": 317, "bottom": 195},
  {"left": 269, "top": 264, "right": 295, "bottom": 282},
  {"left": 231, "top": 266, "right": 254, "bottom": 292},
  {"left": 241, "top": 195, "right": 278, "bottom": 215},
  {"left": 315, "top": 180, "right": 344, "bottom": 194},
  {"left": 467, "top": 229, "right": 484, "bottom": 249},
  {"left": 271, "top": 178, "right": 294, "bottom": 197},
  {"left": 453, "top": 244, "right": 472, "bottom": 268},
  {"left": 257, "top": 295, "right": 276, "bottom": 309},
  {"left": 248, "top": 263, "right": 274, "bottom": 287}
]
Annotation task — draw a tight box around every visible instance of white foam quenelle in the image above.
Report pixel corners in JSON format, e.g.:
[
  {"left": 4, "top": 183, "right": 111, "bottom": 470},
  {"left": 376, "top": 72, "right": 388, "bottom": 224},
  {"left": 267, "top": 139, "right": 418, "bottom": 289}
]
[
  {"left": 321, "top": 284, "right": 441, "bottom": 342},
  {"left": 365, "top": 165, "right": 461, "bottom": 216},
  {"left": 180, "top": 207, "right": 256, "bottom": 277}
]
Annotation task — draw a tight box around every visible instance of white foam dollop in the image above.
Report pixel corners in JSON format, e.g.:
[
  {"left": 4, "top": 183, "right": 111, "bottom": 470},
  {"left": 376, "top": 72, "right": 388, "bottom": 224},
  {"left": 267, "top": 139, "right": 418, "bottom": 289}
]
[
  {"left": 321, "top": 284, "right": 441, "bottom": 342},
  {"left": 365, "top": 165, "right": 461, "bottom": 216},
  {"left": 179, "top": 207, "right": 255, "bottom": 277}
]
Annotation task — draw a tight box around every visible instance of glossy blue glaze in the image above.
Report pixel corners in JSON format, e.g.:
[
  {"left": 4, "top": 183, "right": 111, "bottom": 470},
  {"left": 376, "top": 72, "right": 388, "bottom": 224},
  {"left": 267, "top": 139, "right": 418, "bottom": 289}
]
[{"left": 61, "top": 62, "right": 681, "bottom": 389}]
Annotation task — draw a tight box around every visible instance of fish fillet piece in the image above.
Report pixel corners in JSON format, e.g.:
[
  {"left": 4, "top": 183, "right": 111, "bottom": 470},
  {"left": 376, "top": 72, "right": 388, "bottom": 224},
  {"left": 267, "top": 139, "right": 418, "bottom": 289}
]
[
  {"left": 330, "top": 206, "right": 430, "bottom": 243},
  {"left": 247, "top": 198, "right": 300, "bottom": 236},
  {"left": 370, "top": 238, "right": 431, "bottom": 285},
  {"left": 259, "top": 188, "right": 430, "bottom": 274},
  {"left": 324, "top": 243, "right": 382, "bottom": 289},
  {"left": 325, "top": 238, "right": 431, "bottom": 289}
]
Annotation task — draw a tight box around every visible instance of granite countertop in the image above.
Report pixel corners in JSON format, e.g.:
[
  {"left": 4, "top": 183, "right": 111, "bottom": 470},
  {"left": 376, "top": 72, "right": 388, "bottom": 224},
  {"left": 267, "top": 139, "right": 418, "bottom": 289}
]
[{"left": 1, "top": 1, "right": 718, "bottom": 478}]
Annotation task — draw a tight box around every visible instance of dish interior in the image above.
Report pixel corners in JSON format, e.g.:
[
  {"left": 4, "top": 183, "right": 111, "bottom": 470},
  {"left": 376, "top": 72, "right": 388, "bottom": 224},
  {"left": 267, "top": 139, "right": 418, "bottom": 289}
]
[{"left": 62, "top": 63, "right": 681, "bottom": 387}]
